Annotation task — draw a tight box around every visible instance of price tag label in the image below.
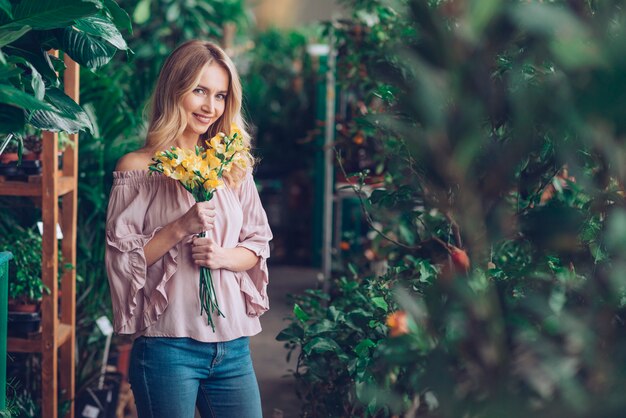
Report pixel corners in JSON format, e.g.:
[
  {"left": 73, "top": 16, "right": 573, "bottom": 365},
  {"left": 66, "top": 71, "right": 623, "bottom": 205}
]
[
  {"left": 95, "top": 316, "right": 113, "bottom": 336},
  {"left": 81, "top": 404, "right": 100, "bottom": 418}
]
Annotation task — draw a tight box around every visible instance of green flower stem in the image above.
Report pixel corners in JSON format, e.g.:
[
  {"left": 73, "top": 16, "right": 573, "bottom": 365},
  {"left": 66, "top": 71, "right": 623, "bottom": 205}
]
[{"left": 198, "top": 231, "right": 225, "bottom": 332}]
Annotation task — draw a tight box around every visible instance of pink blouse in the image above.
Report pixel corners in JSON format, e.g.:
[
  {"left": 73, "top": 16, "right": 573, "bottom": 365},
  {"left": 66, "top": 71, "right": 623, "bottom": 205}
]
[{"left": 105, "top": 169, "right": 272, "bottom": 342}]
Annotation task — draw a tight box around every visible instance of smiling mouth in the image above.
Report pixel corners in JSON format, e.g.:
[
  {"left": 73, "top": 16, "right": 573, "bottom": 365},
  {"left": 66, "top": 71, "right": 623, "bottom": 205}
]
[{"left": 193, "top": 113, "right": 212, "bottom": 124}]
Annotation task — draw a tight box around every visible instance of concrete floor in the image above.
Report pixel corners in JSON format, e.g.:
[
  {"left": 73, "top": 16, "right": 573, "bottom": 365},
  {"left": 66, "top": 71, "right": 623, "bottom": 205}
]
[{"left": 251, "top": 265, "right": 321, "bottom": 418}]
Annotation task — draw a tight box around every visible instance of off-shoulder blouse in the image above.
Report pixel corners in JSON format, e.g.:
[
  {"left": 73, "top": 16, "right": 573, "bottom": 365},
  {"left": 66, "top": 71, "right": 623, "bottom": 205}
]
[{"left": 105, "top": 169, "right": 272, "bottom": 342}]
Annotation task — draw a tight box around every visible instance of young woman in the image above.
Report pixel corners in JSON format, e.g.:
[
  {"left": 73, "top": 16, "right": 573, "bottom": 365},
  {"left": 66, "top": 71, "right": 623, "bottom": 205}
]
[{"left": 105, "top": 40, "right": 272, "bottom": 418}]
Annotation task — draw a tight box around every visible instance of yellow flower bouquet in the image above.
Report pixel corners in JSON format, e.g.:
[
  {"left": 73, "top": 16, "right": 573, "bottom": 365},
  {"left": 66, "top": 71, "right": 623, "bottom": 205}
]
[{"left": 149, "top": 125, "right": 250, "bottom": 331}]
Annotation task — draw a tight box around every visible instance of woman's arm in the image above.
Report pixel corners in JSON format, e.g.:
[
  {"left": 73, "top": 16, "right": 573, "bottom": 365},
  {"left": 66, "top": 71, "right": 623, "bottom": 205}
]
[
  {"left": 191, "top": 237, "right": 259, "bottom": 271},
  {"left": 144, "top": 222, "right": 186, "bottom": 267}
]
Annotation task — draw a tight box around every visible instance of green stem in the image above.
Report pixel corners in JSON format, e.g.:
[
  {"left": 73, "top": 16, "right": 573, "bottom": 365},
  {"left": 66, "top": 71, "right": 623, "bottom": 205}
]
[{"left": 197, "top": 231, "right": 225, "bottom": 332}]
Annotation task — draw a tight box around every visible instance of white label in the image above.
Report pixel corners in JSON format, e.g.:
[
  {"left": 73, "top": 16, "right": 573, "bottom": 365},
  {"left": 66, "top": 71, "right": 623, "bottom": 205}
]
[
  {"left": 36, "top": 221, "right": 63, "bottom": 239},
  {"left": 81, "top": 404, "right": 100, "bottom": 418},
  {"left": 95, "top": 316, "right": 113, "bottom": 336}
]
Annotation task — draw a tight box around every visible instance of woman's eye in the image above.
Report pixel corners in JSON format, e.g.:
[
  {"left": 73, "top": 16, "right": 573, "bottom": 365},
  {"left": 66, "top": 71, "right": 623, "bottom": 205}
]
[
  {"left": 194, "top": 88, "right": 206, "bottom": 95},
  {"left": 216, "top": 94, "right": 227, "bottom": 101}
]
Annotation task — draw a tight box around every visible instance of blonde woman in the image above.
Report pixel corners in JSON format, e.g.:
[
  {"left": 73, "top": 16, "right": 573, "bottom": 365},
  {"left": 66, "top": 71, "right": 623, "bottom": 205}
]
[{"left": 105, "top": 40, "right": 271, "bottom": 418}]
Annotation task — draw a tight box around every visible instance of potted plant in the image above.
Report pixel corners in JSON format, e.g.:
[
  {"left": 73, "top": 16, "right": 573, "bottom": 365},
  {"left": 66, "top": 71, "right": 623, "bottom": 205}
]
[{"left": 0, "top": 227, "right": 47, "bottom": 337}]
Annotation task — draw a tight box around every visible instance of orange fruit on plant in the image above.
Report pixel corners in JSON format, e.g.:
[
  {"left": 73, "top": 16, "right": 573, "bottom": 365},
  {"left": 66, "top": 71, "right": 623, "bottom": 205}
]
[{"left": 450, "top": 246, "right": 470, "bottom": 273}]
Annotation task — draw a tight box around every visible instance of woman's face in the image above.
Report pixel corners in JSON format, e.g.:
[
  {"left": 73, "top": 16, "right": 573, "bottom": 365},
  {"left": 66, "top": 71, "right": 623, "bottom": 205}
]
[{"left": 181, "top": 62, "right": 230, "bottom": 140}]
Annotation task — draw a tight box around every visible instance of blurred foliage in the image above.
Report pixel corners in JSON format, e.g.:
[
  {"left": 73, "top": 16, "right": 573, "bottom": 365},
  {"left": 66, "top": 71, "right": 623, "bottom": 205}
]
[
  {"left": 242, "top": 27, "right": 318, "bottom": 175},
  {"left": 279, "top": 0, "right": 626, "bottom": 417}
]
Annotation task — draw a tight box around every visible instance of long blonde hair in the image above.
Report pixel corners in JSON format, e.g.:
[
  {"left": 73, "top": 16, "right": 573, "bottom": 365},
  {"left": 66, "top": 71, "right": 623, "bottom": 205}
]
[{"left": 144, "top": 40, "right": 254, "bottom": 186}]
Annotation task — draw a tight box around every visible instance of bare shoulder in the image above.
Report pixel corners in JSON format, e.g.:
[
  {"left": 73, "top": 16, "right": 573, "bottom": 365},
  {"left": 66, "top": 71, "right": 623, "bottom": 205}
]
[{"left": 115, "top": 150, "right": 153, "bottom": 172}]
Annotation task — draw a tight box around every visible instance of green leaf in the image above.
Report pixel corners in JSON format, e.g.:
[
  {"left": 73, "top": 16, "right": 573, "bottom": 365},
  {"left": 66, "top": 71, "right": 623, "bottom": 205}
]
[
  {"left": 371, "top": 296, "right": 388, "bottom": 312},
  {"left": 0, "top": 83, "right": 53, "bottom": 111},
  {"left": 303, "top": 336, "right": 342, "bottom": 355},
  {"left": 6, "top": 55, "right": 44, "bottom": 100},
  {"left": 0, "top": 24, "right": 30, "bottom": 47},
  {"left": 0, "top": 0, "right": 12, "bottom": 19},
  {"left": 102, "top": 0, "right": 132, "bottom": 33},
  {"left": 0, "top": 62, "right": 20, "bottom": 79},
  {"left": 0, "top": 0, "right": 101, "bottom": 31},
  {"left": 73, "top": 14, "right": 128, "bottom": 50},
  {"left": 4, "top": 44, "right": 57, "bottom": 81},
  {"left": 133, "top": 0, "right": 151, "bottom": 25},
  {"left": 293, "top": 303, "right": 309, "bottom": 322},
  {"left": 348, "top": 263, "right": 358, "bottom": 278},
  {"left": 354, "top": 338, "right": 376, "bottom": 356},
  {"left": 61, "top": 26, "right": 118, "bottom": 70},
  {"left": 29, "top": 86, "right": 93, "bottom": 133}
]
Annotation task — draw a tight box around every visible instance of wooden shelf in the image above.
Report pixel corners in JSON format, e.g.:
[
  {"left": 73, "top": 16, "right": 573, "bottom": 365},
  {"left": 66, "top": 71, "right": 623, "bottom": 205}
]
[
  {"left": 2, "top": 51, "right": 79, "bottom": 418},
  {"left": 0, "top": 175, "right": 75, "bottom": 197},
  {"left": 7, "top": 323, "right": 73, "bottom": 353}
]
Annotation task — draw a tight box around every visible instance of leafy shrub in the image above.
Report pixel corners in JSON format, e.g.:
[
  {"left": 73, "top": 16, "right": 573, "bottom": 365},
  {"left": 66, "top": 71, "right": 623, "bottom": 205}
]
[{"left": 280, "top": 0, "right": 626, "bottom": 417}]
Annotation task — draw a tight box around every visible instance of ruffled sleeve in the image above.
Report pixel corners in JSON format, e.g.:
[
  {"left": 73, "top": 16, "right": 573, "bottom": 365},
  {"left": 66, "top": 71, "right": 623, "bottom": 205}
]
[
  {"left": 236, "top": 172, "right": 273, "bottom": 317},
  {"left": 105, "top": 171, "right": 178, "bottom": 334}
]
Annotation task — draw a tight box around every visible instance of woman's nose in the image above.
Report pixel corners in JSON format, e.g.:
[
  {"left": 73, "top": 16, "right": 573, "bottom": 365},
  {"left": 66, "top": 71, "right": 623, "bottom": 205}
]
[{"left": 202, "top": 97, "right": 215, "bottom": 113}]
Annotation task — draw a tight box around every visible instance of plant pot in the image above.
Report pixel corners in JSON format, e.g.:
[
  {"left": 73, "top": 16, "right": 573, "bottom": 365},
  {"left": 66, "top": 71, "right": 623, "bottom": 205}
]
[
  {"left": 0, "top": 152, "right": 19, "bottom": 165},
  {"left": 22, "top": 151, "right": 40, "bottom": 161},
  {"left": 8, "top": 299, "right": 39, "bottom": 313},
  {"left": 7, "top": 311, "right": 41, "bottom": 338}
]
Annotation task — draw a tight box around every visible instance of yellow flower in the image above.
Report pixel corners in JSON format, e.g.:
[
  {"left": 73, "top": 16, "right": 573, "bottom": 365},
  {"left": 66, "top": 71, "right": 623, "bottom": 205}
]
[
  {"left": 205, "top": 152, "right": 221, "bottom": 169},
  {"left": 208, "top": 133, "right": 227, "bottom": 154},
  {"left": 230, "top": 124, "right": 243, "bottom": 139},
  {"left": 203, "top": 170, "right": 222, "bottom": 190}
]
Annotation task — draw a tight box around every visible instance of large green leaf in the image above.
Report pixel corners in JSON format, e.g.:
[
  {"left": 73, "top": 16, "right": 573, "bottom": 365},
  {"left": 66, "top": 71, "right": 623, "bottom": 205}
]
[
  {"left": 6, "top": 55, "right": 45, "bottom": 100},
  {"left": 0, "top": 0, "right": 101, "bottom": 30},
  {"left": 0, "top": 83, "right": 53, "bottom": 111},
  {"left": 61, "top": 26, "right": 117, "bottom": 70},
  {"left": 74, "top": 14, "right": 127, "bottom": 50},
  {"left": 0, "top": 0, "right": 12, "bottom": 19},
  {"left": 0, "top": 63, "right": 20, "bottom": 79},
  {"left": 29, "top": 86, "right": 93, "bottom": 133},
  {"left": 4, "top": 43, "right": 58, "bottom": 82},
  {"left": 103, "top": 0, "right": 132, "bottom": 34},
  {"left": 0, "top": 24, "right": 29, "bottom": 47}
]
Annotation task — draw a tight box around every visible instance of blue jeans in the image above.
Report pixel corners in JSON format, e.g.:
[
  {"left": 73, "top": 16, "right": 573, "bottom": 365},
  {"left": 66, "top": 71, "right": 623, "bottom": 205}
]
[{"left": 128, "top": 336, "right": 262, "bottom": 418}]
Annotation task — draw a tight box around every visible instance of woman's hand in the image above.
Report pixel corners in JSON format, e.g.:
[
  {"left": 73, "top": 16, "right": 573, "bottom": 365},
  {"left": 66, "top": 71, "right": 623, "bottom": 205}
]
[
  {"left": 176, "top": 202, "right": 216, "bottom": 236},
  {"left": 191, "top": 236, "right": 226, "bottom": 269}
]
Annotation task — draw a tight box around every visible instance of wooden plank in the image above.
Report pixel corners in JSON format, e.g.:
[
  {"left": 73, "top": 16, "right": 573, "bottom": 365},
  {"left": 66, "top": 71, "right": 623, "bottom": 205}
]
[
  {"left": 60, "top": 54, "right": 78, "bottom": 418},
  {"left": 0, "top": 175, "right": 74, "bottom": 196},
  {"left": 6, "top": 323, "right": 71, "bottom": 353},
  {"left": 7, "top": 335, "right": 42, "bottom": 353},
  {"left": 41, "top": 52, "right": 60, "bottom": 416}
]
